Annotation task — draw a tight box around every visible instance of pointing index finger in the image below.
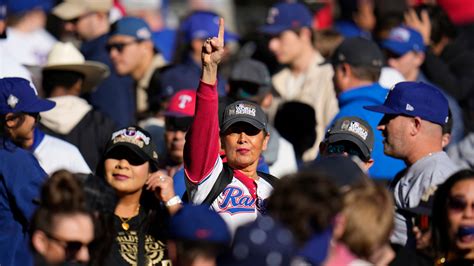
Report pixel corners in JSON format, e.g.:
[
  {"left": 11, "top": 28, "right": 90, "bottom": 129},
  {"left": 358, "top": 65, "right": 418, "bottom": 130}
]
[{"left": 218, "top": 17, "right": 224, "bottom": 45}]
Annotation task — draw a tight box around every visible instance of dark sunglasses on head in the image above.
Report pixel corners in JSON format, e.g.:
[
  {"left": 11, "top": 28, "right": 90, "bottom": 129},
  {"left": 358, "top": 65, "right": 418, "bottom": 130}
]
[
  {"left": 45, "top": 232, "right": 90, "bottom": 260},
  {"left": 448, "top": 196, "right": 474, "bottom": 212},
  {"left": 106, "top": 40, "right": 141, "bottom": 53}
]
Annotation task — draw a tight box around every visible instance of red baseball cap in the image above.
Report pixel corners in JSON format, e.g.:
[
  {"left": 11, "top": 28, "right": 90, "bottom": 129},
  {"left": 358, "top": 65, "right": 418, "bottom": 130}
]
[{"left": 164, "top": 90, "right": 196, "bottom": 117}]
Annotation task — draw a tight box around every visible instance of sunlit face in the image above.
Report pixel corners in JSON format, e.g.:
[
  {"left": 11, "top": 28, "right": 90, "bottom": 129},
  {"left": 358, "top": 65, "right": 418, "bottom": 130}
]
[
  {"left": 377, "top": 114, "right": 411, "bottom": 159},
  {"left": 41, "top": 213, "right": 94, "bottom": 264},
  {"left": 447, "top": 179, "right": 474, "bottom": 253},
  {"left": 108, "top": 35, "right": 144, "bottom": 76},
  {"left": 70, "top": 12, "right": 97, "bottom": 41},
  {"left": 104, "top": 147, "right": 151, "bottom": 195},
  {"left": 221, "top": 122, "right": 269, "bottom": 171},
  {"left": 6, "top": 112, "right": 39, "bottom": 149},
  {"left": 387, "top": 51, "right": 423, "bottom": 80},
  {"left": 268, "top": 30, "right": 305, "bottom": 64}
]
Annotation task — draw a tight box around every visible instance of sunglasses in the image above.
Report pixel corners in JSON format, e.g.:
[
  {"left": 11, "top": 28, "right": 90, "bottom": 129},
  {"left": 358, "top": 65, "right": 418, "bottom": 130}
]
[
  {"left": 327, "top": 142, "right": 365, "bottom": 160},
  {"left": 106, "top": 40, "right": 141, "bottom": 53},
  {"left": 447, "top": 196, "right": 474, "bottom": 213},
  {"left": 46, "top": 232, "right": 90, "bottom": 260},
  {"left": 165, "top": 117, "right": 193, "bottom": 132}
]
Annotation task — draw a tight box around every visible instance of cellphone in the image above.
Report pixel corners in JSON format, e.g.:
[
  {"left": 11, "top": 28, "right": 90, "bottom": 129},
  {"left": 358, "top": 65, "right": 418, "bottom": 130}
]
[{"left": 412, "top": 214, "right": 431, "bottom": 233}]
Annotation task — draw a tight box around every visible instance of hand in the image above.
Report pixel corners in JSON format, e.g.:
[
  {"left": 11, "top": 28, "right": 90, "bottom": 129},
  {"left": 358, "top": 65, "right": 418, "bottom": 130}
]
[
  {"left": 404, "top": 9, "right": 431, "bottom": 46},
  {"left": 146, "top": 171, "right": 175, "bottom": 203},
  {"left": 201, "top": 17, "right": 225, "bottom": 68},
  {"left": 413, "top": 226, "right": 432, "bottom": 250},
  {"left": 369, "top": 244, "right": 395, "bottom": 265}
]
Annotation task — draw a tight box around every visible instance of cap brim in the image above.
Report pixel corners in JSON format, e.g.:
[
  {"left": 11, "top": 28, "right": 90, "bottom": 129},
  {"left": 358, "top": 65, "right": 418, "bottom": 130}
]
[
  {"left": 221, "top": 117, "right": 265, "bottom": 133},
  {"left": 363, "top": 104, "right": 400, "bottom": 114},
  {"left": 24, "top": 99, "right": 56, "bottom": 113},
  {"left": 380, "top": 40, "right": 406, "bottom": 56},
  {"left": 258, "top": 24, "right": 288, "bottom": 35},
  {"left": 402, "top": 204, "right": 432, "bottom": 216},
  {"left": 164, "top": 111, "right": 193, "bottom": 118},
  {"left": 327, "top": 134, "right": 371, "bottom": 160},
  {"left": 105, "top": 143, "right": 159, "bottom": 169},
  {"left": 52, "top": 2, "right": 88, "bottom": 20},
  {"left": 43, "top": 62, "right": 110, "bottom": 93}
]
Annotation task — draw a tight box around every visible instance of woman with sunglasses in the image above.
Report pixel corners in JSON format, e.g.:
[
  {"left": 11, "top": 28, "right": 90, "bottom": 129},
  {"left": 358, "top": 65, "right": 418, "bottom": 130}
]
[
  {"left": 95, "top": 126, "right": 180, "bottom": 265},
  {"left": 432, "top": 169, "right": 474, "bottom": 265},
  {"left": 31, "top": 170, "right": 94, "bottom": 265}
]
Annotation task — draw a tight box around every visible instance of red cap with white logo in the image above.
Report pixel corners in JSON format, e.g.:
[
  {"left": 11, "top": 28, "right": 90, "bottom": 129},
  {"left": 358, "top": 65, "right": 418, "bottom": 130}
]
[{"left": 164, "top": 89, "right": 196, "bottom": 117}]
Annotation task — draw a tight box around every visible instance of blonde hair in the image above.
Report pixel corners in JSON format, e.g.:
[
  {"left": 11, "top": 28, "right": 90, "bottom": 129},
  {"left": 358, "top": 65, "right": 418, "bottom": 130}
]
[{"left": 341, "top": 184, "right": 394, "bottom": 259}]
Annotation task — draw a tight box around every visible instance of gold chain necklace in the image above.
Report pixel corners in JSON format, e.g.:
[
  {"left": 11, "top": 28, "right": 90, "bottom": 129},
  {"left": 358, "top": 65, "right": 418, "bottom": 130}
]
[{"left": 117, "top": 204, "right": 140, "bottom": 231}]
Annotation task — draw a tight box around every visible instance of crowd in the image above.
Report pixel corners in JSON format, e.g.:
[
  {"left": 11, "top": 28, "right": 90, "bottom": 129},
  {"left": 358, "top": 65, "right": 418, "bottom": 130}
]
[{"left": 1, "top": 0, "right": 474, "bottom": 265}]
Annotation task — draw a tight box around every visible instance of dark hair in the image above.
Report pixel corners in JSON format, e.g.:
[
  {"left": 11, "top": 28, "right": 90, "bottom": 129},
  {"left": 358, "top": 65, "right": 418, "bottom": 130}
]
[
  {"left": 30, "top": 170, "right": 90, "bottom": 238},
  {"left": 274, "top": 101, "right": 317, "bottom": 160},
  {"left": 42, "top": 70, "right": 85, "bottom": 97},
  {"left": 291, "top": 27, "right": 317, "bottom": 48},
  {"left": 94, "top": 150, "right": 170, "bottom": 265},
  {"left": 267, "top": 172, "right": 342, "bottom": 244},
  {"left": 350, "top": 65, "right": 381, "bottom": 82},
  {"left": 442, "top": 108, "right": 453, "bottom": 135},
  {"left": 414, "top": 4, "right": 457, "bottom": 45},
  {"left": 431, "top": 169, "right": 474, "bottom": 259},
  {"left": 338, "top": 0, "right": 359, "bottom": 21}
]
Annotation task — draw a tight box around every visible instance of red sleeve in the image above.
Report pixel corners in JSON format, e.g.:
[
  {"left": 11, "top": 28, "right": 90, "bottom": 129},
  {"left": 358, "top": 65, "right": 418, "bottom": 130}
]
[{"left": 183, "top": 80, "right": 220, "bottom": 183}]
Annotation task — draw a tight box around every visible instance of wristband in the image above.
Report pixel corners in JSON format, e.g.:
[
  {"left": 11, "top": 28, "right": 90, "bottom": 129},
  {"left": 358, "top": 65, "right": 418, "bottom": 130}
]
[{"left": 165, "top": 195, "right": 182, "bottom": 207}]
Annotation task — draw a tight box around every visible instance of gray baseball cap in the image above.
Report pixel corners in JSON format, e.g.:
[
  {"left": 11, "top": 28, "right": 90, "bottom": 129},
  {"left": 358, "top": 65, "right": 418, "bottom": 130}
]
[
  {"left": 221, "top": 100, "right": 268, "bottom": 133},
  {"left": 229, "top": 59, "right": 272, "bottom": 100},
  {"left": 325, "top": 116, "right": 374, "bottom": 160}
]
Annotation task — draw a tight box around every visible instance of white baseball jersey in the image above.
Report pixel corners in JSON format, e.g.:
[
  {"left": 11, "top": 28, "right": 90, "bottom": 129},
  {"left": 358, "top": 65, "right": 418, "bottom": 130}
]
[{"left": 187, "top": 157, "right": 274, "bottom": 235}]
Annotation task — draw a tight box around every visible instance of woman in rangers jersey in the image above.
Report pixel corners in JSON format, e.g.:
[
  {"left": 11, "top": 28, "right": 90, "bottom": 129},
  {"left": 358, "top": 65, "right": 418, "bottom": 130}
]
[{"left": 184, "top": 18, "right": 277, "bottom": 234}]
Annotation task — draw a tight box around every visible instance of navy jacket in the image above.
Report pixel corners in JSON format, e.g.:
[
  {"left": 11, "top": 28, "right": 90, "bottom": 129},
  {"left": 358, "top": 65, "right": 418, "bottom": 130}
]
[{"left": 81, "top": 34, "right": 135, "bottom": 128}]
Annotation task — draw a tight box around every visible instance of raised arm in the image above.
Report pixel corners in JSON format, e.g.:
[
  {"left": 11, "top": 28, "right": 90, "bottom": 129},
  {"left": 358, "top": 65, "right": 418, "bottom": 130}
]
[{"left": 184, "top": 18, "right": 225, "bottom": 183}]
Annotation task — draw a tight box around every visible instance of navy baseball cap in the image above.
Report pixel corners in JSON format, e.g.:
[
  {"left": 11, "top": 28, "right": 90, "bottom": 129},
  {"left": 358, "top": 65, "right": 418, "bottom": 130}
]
[
  {"left": 331, "top": 37, "right": 384, "bottom": 68},
  {"left": 364, "top": 81, "right": 449, "bottom": 126},
  {"left": 0, "top": 77, "right": 55, "bottom": 115},
  {"left": 221, "top": 100, "right": 268, "bottom": 133},
  {"left": 381, "top": 26, "right": 426, "bottom": 56},
  {"left": 326, "top": 116, "right": 375, "bottom": 161},
  {"left": 219, "top": 216, "right": 297, "bottom": 265},
  {"left": 105, "top": 126, "right": 159, "bottom": 171},
  {"left": 0, "top": 3, "right": 6, "bottom": 20},
  {"left": 259, "top": 2, "right": 313, "bottom": 35},
  {"left": 109, "top": 17, "right": 152, "bottom": 40},
  {"left": 180, "top": 11, "right": 238, "bottom": 44},
  {"left": 169, "top": 205, "right": 230, "bottom": 244},
  {"left": 6, "top": 0, "right": 52, "bottom": 15}
]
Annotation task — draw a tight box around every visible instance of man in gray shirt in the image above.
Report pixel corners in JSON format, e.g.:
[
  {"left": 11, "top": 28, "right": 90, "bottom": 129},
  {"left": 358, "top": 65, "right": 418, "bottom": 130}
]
[{"left": 364, "top": 81, "right": 461, "bottom": 247}]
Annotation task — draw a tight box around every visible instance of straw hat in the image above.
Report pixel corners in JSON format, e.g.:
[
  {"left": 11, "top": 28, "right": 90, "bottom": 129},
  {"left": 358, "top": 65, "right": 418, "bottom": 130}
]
[{"left": 43, "top": 42, "right": 109, "bottom": 93}]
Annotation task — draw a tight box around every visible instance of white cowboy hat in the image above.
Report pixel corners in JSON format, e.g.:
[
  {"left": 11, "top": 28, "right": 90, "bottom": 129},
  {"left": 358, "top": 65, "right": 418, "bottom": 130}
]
[{"left": 43, "top": 42, "right": 109, "bottom": 93}]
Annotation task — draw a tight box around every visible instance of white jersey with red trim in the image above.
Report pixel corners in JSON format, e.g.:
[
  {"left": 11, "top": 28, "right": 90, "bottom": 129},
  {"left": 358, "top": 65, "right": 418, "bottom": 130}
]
[{"left": 187, "top": 156, "right": 273, "bottom": 234}]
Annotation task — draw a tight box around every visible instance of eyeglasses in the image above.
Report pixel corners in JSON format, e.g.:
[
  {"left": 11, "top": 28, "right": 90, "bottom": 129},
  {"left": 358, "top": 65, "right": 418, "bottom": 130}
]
[
  {"left": 45, "top": 232, "right": 90, "bottom": 260},
  {"left": 106, "top": 40, "right": 141, "bottom": 53},
  {"left": 447, "top": 196, "right": 474, "bottom": 213}
]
